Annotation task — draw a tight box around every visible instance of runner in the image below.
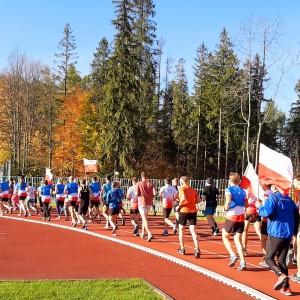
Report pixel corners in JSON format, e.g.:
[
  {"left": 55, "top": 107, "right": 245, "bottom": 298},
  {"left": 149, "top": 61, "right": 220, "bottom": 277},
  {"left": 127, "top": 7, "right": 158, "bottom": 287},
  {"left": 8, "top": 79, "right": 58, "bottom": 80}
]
[
  {"left": 201, "top": 177, "right": 221, "bottom": 236},
  {"left": 77, "top": 178, "right": 92, "bottom": 230},
  {"left": 89, "top": 176, "right": 101, "bottom": 223},
  {"left": 107, "top": 181, "right": 123, "bottom": 236},
  {"left": 14, "top": 175, "right": 28, "bottom": 217},
  {"left": 256, "top": 185, "right": 299, "bottom": 296},
  {"left": 259, "top": 183, "right": 273, "bottom": 267},
  {"left": 0, "top": 177, "right": 12, "bottom": 215},
  {"left": 25, "top": 182, "right": 38, "bottom": 216},
  {"left": 127, "top": 177, "right": 140, "bottom": 236},
  {"left": 117, "top": 182, "right": 126, "bottom": 226},
  {"left": 159, "top": 177, "right": 178, "bottom": 236},
  {"left": 136, "top": 172, "right": 156, "bottom": 242},
  {"left": 64, "top": 176, "right": 79, "bottom": 227},
  {"left": 41, "top": 180, "right": 52, "bottom": 221},
  {"left": 100, "top": 175, "right": 112, "bottom": 228},
  {"left": 176, "top": 176, "right": 201, "bottom": 258},
  {"left": 54, "top": 178, "right": 65, "bottom": 219},
  {"left": 37, "top": 181, "right": 43, "bottom": 214},
  {"left": 222, "top": 172, "right": 247, "bottom": 271},
  {"left": 291, "top": 210, "right": 300, "bottom": 284},
  {"left": 172, "top": 178, "right": 180, "bottom": 232}
]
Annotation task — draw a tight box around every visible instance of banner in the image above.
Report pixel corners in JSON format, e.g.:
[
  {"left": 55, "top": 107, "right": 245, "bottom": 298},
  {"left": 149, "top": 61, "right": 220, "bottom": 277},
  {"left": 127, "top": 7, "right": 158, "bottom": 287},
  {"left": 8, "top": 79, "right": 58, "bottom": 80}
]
[
  {"left": 241, "top": 163, "right": 264, "bottom": 200},
  {"left": 83, "top": 158, "right": 98, "bottom": 173},
  {"left": 45, "top": 168, "right": 53, "bottom": 185},
  {"left": 258, "top": 144, "right": 293, "bottom": 195}
]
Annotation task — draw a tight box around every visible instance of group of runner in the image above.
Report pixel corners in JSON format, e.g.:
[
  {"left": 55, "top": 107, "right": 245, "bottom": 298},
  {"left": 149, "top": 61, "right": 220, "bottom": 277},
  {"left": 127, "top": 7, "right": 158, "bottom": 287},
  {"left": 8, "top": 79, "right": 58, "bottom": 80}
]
[{"left": 1, "top": 171, "right": 300, "bottom": 296}]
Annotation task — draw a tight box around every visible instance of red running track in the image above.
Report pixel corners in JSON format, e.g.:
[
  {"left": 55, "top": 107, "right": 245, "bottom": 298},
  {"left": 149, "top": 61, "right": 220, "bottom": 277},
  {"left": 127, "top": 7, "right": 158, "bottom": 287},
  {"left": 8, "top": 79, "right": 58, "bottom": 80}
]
[{"left": 1, "top": 212, "right": 300, "bottom": 299}]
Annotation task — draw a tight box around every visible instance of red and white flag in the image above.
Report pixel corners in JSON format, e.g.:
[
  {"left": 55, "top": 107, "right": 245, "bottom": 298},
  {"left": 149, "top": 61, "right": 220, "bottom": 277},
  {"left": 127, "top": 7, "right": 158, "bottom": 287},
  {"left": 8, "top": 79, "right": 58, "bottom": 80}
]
[
  {"left": 83, "top": 158, "right": 98, "bottom": 173},
  {"left": 258, "top": 144, "right": 293, "bottom": 195},
  {"left": 45, "top": 168, "right": 53, "bottom": 185},
  {"left": 240, "top": 163, "right": 264, "bottom": 213}
]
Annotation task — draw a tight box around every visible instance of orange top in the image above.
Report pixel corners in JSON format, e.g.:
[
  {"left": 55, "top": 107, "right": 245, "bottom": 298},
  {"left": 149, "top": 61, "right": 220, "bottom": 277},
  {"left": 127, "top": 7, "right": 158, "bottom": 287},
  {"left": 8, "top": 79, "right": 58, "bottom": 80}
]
[{"left": 178, "top": 186, "right": 198, "bottom": 213}]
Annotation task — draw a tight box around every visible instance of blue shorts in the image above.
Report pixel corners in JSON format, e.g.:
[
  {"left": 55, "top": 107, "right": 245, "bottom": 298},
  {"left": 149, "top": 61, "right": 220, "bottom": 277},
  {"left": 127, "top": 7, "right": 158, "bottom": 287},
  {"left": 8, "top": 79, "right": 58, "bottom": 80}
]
[{"left": 205, "top": 206, "right": 216, "bottom": 215}]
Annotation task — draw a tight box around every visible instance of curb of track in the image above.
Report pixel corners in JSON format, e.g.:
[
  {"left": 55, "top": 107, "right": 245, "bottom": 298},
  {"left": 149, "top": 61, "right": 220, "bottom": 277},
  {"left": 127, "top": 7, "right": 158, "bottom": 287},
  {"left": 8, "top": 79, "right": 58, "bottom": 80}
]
[{"left": 1, "top": 216, "right": 276, "bottom": 300}]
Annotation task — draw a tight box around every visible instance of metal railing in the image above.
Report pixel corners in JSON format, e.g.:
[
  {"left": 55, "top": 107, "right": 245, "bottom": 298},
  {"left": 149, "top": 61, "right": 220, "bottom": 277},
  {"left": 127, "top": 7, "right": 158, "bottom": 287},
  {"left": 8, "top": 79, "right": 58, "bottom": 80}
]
[{"left": 22, "top": 177, "right": 229, "bottom": 217}]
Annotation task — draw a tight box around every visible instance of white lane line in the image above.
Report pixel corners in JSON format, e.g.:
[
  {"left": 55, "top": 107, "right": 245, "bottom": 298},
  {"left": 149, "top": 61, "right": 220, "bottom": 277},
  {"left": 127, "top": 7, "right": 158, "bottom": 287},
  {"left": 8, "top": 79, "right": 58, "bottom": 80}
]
[{"left": 1, "top": 216, "right": 276, "bottom": 300}]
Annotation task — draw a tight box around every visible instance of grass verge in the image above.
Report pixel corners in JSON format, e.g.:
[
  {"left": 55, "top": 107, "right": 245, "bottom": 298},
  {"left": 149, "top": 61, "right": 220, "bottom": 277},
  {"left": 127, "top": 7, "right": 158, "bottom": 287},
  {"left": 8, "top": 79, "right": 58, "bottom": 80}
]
[{"left": 0, "top": 279, "right": 166, "bottom": 300}]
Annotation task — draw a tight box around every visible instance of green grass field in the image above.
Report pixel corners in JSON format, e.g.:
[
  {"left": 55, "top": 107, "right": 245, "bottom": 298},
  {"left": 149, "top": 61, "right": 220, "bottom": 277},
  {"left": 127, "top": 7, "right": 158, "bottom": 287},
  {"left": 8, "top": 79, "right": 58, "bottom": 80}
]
[{"left": 0, "top": 279, "right": 166, "bottom": 300}]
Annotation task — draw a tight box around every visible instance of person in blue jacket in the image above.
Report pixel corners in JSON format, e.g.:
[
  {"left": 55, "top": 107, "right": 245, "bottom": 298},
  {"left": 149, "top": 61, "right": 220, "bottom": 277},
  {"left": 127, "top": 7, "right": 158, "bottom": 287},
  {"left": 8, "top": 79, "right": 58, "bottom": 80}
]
[
  {"left": 107, "top": 181, "right": 123, "bottom": 236},
  {"left": 256, "top": 185, "right": 299, "bottom": 296}
]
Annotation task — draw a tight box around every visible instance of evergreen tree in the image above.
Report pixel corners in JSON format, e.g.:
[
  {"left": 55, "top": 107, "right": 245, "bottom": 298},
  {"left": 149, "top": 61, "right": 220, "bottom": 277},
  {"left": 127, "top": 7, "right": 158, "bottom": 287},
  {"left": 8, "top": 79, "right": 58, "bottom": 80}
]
[
  {"left": 54, "top": 23, "right": 78, "bottom": 97},
  {"left": 171, "top": 58, "right": 193, "bottom": 176}
]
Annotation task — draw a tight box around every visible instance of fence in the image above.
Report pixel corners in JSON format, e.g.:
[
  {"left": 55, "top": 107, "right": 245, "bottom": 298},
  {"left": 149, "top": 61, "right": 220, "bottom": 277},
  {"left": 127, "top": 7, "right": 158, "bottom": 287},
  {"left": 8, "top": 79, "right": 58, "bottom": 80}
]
[{"left": 24, "top": 177, "right": 229, "bottom": 217}]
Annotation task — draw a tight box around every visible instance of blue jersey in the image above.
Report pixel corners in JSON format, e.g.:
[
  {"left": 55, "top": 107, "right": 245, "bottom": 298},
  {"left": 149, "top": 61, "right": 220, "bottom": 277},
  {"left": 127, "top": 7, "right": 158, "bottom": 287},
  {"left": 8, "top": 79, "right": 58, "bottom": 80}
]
[
  {"left": 0, "top": 182, "right": 9, "bottom": 192},
  {"left": 66, "top": 182, "right": 78, "bottom": 194},
  {"left": 226, "top": 186, "right": 246, "bottom": 209},
  {"left": 56, "top": 183, "right": 65, "bottom": 194},
  {"left": 90, "top": 182, "right": 101, "bottom": 194},
  {"left": 41, "top": 184, "right": 52, "bottom": 196},
  {"left": 103, "top": 183, "right": 112, "bottom": 200},
  {"left": 107, "top": 188, "right": 122, "bottom": 209},
  {"left": 16, "top": 182, "right": 27, "bottom": 191}
]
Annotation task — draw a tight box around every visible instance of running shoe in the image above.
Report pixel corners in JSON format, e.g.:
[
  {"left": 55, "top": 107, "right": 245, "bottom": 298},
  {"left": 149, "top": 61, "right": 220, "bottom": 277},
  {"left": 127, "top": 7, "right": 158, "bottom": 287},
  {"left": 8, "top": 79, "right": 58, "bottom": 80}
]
[
  {"left": 213, "top": 231, "right": 218, "bottom": 236},
  {"left": 229, "top": 255, "right": 238, "bottom": 267},
  {"left": 177, "top": 248, "right": 185, "bottom": 255},
  {"left": 147, "top": 234, "right": 153, "bottom": 242},
  {"left": 97, "top": 218, "right": 101, "bottom": 223},
  {"left": 290, "top": 274, "right": 300, "bottom": 283},
  {"left": 259, "top": 260, "right": 269, "bottom": 268},
  {"left": 173, "top": 225, "right": 177, "bottom": 235},
  {"left": 82, "top": 221, "right": 87, "bottom": 230},
  {"left": 140, "top": 233, "right": 145, "bottom": 239},
  {"left": 274, "top": 274, "right": 288, "bottom": 290},
  {"left": 162, "top": 230, "right": 169, "bottom": 236},
  {"left": 194, "top": 248, "right": 201, "bottom": 258},
  {"left": 280, "top": 287, "right": 292, "bottom": 296},
  {"left": 215, "top": 226, "right": 220, "bottom": 234},
  {"left": 121, "top": 218, "right": 125, "bottom": 226},
  {"left": 133, "top": 225, "right": 139, "bottom": 235},
  {"left": 112, "top": 226, "right": 117, "bottom": 235},
  {"left": 47, "top": 216, "right": 51, "bottom": 221},
  {"left": 104, "top": 224, "right": 109, "bottom": 229},
  {"left": 71, "top": 222, "right": 77, "bottom": 227},
  {"left": 243, "top": 248, "right": 248, "bottom": 257},
  {"left": 237, "top": 262, "right": 247, "bottom": 271},
  {"left": 292, "top": 259, "right": 297, "bottom": 265}
]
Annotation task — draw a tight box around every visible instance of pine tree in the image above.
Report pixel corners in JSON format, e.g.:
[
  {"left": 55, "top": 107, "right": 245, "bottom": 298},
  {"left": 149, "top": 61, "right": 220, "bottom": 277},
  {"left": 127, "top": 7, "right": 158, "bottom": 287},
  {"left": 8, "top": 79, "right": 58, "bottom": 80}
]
[{"left": 54, "top": 23, "right": 78, "bottom": 97}]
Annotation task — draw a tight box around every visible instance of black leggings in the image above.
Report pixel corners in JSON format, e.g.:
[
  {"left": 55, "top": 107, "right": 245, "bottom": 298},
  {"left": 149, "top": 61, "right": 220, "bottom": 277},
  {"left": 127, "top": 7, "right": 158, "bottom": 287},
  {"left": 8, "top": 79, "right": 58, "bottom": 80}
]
[
  {"left": 43, "top": 202, "right": 50, "bottom": 218},
  {"left": 266, "top": 236, "right": 291, "bottom": 284}
]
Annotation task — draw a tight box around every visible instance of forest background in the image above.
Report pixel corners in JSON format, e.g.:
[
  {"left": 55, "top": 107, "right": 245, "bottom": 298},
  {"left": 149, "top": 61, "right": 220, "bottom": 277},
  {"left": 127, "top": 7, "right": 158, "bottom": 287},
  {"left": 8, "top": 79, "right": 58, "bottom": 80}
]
[{"left": 1, "top": 0, "right": 300, "bottom": 179}]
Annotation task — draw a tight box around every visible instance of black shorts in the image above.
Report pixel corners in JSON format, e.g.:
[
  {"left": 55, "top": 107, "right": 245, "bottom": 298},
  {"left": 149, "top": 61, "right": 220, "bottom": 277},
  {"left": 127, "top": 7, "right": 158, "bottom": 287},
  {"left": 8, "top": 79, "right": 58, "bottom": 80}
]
[
  {"left": 109, "top": 207, "right": 119, "bottom": 216},
  {"left": 19, "top": 196, "right": 26, "bottom": 201},
  {"left": 224, "top": 219, "right": 244, "bottom": 234},
  {"left": 89, "top": 201, "right": 99, "bottom": 209},
  {"left": 69, "top": 201, "right": 77, "bottom": 207},
  {"left": 78, "top": 204, "right": 89, "bottom": 215},
  {"left": 130, "top": 208, "right": 139, "bottom": 215},
  {"left": 261, "top": 220, "right": 268, "bottom": 235},
  {"left": 163, "top": 208, "right": 172, "bottom": 219},
  {"left": 178, "top": 212, "right": 197, "bottom": 226},
  {"left": 0, "top": 197, "right": 9, "bottom": 202},
  {"left": 245, "top": 214, "right": 261, "bottom": 222}
]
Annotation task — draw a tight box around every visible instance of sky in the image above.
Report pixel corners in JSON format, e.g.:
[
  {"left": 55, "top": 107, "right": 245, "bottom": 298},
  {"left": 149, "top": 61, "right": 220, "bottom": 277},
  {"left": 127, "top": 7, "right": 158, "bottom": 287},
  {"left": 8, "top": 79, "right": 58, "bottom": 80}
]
[{"left": 1, "top": 0, "right": 300, "bottom": 114}]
